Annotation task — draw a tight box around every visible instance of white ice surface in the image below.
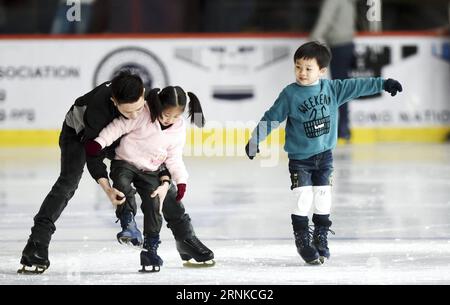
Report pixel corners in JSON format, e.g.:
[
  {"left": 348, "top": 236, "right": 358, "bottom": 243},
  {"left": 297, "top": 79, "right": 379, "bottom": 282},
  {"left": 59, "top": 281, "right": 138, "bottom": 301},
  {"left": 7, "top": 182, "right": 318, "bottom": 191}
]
[{"left": 0, "top": 144, "right": 449, "bottom": 284}]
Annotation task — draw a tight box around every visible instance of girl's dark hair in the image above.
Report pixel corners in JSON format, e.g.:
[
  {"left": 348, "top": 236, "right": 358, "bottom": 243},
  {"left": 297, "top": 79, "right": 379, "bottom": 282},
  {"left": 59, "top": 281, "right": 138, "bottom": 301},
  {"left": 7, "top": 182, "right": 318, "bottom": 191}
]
[
  {"left": 147, "top": 86, "right": 205, "bottom": 127},
  {"left": 111, "top": 70, "right": 144, "bottom": 104},
  {"left": 293, "top": 41, "right": 332, "bottom": 69}
]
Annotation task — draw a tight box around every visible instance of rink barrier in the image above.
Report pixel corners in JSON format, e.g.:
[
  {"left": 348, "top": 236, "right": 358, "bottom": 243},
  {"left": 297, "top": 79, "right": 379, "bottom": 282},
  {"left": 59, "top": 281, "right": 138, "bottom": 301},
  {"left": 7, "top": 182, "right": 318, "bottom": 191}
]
[
  {"left": 1, "top": 32, "right": 449, "bottom": 147},
  {"left": 0, "top": 127, "right": 449, "bottom": 147}
]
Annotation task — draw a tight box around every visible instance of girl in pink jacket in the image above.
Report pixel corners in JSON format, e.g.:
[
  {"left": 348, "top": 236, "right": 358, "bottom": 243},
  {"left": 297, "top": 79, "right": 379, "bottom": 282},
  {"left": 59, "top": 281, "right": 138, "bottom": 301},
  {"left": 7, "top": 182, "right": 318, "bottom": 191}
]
[{"left": 87, "top": 86, "right": 213, "bottom": 272}]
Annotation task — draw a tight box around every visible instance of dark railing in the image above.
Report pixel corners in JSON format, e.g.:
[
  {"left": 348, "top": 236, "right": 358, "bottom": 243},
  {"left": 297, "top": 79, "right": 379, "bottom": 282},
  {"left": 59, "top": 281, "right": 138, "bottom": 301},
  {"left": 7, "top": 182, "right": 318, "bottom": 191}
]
[{"left": 0, "top": 0, "right": 448, "bottom": 34}]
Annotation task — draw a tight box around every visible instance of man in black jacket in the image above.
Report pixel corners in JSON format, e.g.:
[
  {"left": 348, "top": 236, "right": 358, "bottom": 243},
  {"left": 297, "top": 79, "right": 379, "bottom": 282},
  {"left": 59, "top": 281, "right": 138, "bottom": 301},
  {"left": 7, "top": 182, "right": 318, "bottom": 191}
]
[{"left": 19, "top": 71, "right": 213, "bottom": 274}]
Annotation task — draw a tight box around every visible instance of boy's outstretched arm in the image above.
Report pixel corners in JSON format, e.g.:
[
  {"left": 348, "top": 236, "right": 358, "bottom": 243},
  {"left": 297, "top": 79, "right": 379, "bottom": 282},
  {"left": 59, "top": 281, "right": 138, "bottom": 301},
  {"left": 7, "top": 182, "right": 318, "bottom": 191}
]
[
  {"left": 333, "top": 77, "right": 403, "bottom": 106},
  {"left": 245, "top": 90, "right": 289, "bottom": 160}
]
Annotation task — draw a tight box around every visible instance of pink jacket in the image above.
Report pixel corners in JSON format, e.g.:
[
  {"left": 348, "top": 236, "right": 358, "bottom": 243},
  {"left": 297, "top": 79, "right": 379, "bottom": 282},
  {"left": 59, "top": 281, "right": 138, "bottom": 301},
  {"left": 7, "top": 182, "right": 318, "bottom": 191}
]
[{"left": 95, "top": 104, "right": 188, "bottom": 184}]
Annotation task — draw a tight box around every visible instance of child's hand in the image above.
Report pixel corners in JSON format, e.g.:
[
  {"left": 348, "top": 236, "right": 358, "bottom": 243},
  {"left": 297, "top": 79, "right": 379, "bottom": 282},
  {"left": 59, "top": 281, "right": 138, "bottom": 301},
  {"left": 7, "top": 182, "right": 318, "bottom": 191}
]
[
  {"left": 176, "top": 184, "right": 186, "bottom": 202},
  {"left": 245, "top": 141, "right": 260, "bottom": 160},
  {"left": 383, "top": 79, "right": 403, "bottom": 96}
]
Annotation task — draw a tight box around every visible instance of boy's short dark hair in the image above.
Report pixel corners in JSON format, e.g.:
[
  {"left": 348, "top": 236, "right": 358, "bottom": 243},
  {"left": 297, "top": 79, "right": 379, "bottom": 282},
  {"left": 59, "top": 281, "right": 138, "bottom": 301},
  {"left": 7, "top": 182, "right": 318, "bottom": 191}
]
[
  {"left": 294, "top": 41, "right": 332, "bottom": 69},
  {"left": 111, "top": 70, "right": 144, "bottom": 104}
]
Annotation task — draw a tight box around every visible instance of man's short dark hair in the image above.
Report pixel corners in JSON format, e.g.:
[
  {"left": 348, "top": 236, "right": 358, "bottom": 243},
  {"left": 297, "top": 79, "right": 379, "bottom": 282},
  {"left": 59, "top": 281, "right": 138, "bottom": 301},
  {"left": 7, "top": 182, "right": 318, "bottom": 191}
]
[
  {"left": 294, "top": 41, "right": 332, "bottom": 69},
  {"left": 111, "top": 70, "right": 144, "bottom": 104}
]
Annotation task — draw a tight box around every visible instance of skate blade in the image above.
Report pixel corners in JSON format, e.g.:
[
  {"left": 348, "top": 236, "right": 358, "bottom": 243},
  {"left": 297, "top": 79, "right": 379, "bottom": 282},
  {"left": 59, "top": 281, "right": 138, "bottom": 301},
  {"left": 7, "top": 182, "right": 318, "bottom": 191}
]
[
  {"left": 319, "top": 256, "right": 328, "bottom": 264},
  {"left": 139, "top": 265, "right": 160, "bottom": 273},
  {"left": 183, "top": 259, "right": 216, "bottom": 268},
  {"left": 118, "top": 238, "right": 143, "bottom": 250},
  {"left": 305, "top": 258, "right": 323, "bottom": 266},
  {"left": 17, "top": 265, "right": 47, "bottom": 274}
]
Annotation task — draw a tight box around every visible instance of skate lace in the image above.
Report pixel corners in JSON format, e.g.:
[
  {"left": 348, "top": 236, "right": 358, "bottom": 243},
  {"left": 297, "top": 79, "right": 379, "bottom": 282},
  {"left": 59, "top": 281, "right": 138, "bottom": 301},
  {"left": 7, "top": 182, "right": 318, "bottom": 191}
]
[
  {"left": 144, "top": 238, "right": 161, "bottom": 253},
  {"left": 116, "top": 212, "right": 135, "bottom": 230},
  {"left": 188, "top": 236, "right": 207, "bottom": 252},
  {"left": 294, "top": 226, "right": 314, "bottom": 247},
  {"left": 149, "top": 242, "right": 160, "bottom": 253},
  {"left": 314, "top": 227, "right": 335, "bottom": 247}
]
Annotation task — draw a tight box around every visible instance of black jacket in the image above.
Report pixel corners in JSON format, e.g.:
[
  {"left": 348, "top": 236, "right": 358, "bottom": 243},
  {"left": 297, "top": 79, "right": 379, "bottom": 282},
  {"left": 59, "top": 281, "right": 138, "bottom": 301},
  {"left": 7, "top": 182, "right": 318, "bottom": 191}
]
[
  {"left": 65, "top": 82, "right": 122, "bottom": 181},
  {"left": 65, "top": 82, "right": 170, "bottom": 182}
]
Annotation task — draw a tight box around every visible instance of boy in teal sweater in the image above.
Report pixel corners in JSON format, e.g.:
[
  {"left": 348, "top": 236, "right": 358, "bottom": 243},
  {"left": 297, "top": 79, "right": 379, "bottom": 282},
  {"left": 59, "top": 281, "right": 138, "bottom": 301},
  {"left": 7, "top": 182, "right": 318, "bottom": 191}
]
[{"left": 245, "top": 41, "right": 402, "bottom": 265}]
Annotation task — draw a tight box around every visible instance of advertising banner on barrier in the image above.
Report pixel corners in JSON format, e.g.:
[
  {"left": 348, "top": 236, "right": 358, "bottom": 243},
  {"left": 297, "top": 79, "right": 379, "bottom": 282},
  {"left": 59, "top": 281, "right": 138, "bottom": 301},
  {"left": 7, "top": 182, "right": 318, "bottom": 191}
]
[{"left": 0, "top": 36, "right": 449, "bottom": 132}]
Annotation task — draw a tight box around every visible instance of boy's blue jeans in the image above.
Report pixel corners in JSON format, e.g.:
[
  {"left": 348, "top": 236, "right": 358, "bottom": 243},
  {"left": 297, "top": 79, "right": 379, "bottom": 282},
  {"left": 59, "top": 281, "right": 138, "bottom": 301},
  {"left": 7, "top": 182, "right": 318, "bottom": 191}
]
[{"left": 288, "top": 150, "right": 334, "bottom": 189}]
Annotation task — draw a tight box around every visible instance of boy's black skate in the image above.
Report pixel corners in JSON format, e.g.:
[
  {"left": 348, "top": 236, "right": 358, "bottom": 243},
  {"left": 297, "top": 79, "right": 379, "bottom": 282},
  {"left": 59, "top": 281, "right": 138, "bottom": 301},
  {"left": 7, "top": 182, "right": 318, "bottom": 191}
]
[
  {"left": 18, "top": 240, "right": 50, "bottom": 274},
  {"left": 312, "top": 214, "right": 334, "bottom": 264},
  {"left": 116, "top": 211, "right": 143, "bottom": 248},
  {"left": 292, "top": 214, "right": 321, "bottom": 265},
  {"left": 312, "top": 226, "right": 335, "bottom": 264},
  {"left": 139, "top": 235, "right": 163, "bottom": 273},
  {"left": 176, "top": 235, "right": 215, "bottom": 267}
]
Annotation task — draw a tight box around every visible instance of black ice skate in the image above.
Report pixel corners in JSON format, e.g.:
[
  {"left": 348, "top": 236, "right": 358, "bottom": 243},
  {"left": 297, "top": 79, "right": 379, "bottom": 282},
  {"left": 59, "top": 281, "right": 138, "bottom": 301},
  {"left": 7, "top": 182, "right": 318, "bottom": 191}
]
[
  {"left": 176, "top": 236, "right": 215, "bottom": 267},
  {"left": 312, "top": 214, "right": 334, "bottom": 264},
  {"left": 116, "top": 211, "right": 143, "bottom": 248},
  {"left": 312, "top": 225, "right": 335, "bottom": 264},
  {"left": 18, "top": 240, "right": 50, "bottom": 274},
  {"left": 139, "top": 235, "right": 163, "bottom": 273},
  {"left": 291, "top": 214, "right": 321, "bottom": 265}
]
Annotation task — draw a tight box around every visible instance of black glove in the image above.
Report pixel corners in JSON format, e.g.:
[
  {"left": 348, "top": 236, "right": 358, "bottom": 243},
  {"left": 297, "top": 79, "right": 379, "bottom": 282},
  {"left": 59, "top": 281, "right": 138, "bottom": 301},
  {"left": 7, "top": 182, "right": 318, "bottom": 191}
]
[
  {"left": 245, "top": 141, "right": 260, "bottom": 160},
  {"left": 383, "top": 78, "right": 403, "bottom": 96}
]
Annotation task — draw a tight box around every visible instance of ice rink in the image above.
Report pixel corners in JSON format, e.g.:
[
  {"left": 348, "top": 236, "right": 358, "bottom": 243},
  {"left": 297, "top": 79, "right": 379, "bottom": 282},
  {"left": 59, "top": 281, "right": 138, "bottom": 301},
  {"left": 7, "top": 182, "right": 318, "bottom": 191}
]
[{"left": 0, "top": 143, "right": 449, "bottom": 285}]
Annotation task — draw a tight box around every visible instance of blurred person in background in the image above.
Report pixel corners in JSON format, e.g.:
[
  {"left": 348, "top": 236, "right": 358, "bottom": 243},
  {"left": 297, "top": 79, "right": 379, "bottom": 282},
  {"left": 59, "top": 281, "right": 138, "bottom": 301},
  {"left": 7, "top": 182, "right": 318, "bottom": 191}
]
[
  {"left": 89, "top": 0, "right": 188, "bottom": 33},
  {"left": 441, "top": 0, "right": 450, "bottom": 34},
  {"left": 0, "top": 0, "right": 5, "bottom": 32},
  {"left": 310, "top": 0, "right": 357, "bottom": 141}
]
